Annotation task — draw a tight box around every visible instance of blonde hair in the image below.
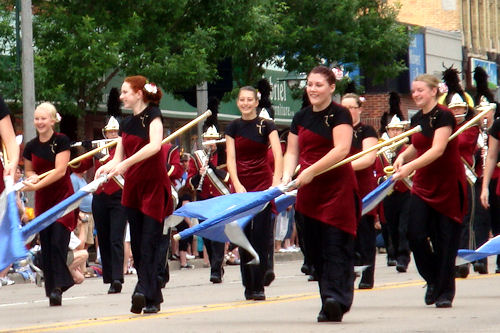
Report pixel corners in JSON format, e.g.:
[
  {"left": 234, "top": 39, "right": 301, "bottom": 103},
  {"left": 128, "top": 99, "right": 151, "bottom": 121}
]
[
  {"left": 342, "top": 93, "right": 363, "bottom": 107},
  {"left": 35, "top": 102, "right": 61, "bottom": 123},
  {"left": 414, "top": 74, "right": 442, "bottom": 97}
]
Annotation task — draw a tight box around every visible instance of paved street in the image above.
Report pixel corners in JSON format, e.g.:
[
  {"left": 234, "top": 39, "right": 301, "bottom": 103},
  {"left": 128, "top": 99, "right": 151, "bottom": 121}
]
[{"left": 1, "top": 253, "right": 500, "bottom": 332}]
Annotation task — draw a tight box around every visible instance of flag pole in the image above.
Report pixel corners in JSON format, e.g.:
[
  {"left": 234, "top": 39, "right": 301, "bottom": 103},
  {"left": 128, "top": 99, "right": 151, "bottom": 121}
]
[
  {"left": 37, "top": 110, "right": 212, "bottom": 181},
  {"left": 317, "top": 125, "right": 422, "bottom": 176},
  {"left": 162, "top": 110, "right": 211, "bottom": 145},
  {"left": 448, "top": 106, "right": 494, "bottom": 141}
]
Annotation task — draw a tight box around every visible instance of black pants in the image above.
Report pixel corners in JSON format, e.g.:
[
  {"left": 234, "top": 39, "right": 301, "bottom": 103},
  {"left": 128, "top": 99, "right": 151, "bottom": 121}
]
[
  {"left": 127, "top": 208, "right": 164, "bottom": 306},
  {"left": 457, "top": 182, "right": 475, "bottom": 251},
  {"left": 39, "top": 222, "right": 74, "bottom": 297},
  {"left": 240, "top": 205, "right": 273, "bottom": 293},
  {"left": 301, "top": 213, "right": 355, "bottom": 313},
  {"left": 92, "top": 192, "right": 127, "bottom": 284},
  {"left": 354, "top": 214, "right": 376, "bottom": 286},
  {"left": 204, "top": 238, "right": 225, "bottom": 276},
  {"left": 383, "top": 191, "right": 411, "bottom": 266},
  {"left": 295, "top": 210, "right": 311, "bottom": 271},
  {"left": 157, "top": 229, "right": 170, "bottom": 285},
  {"left": 473, "top": 177, "right": 500, "bottom": 267},
  {"left": 408, "top": 195, "right": 461, "bottom": 303}
]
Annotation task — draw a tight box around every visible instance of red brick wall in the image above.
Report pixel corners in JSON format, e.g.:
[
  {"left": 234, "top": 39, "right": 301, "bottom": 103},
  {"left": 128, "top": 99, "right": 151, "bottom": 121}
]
[{"left": 360, "top": 93, "right": 418, "bottom": 133}]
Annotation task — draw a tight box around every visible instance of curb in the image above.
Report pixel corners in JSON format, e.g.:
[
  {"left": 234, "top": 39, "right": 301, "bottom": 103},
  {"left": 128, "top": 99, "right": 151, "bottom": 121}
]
[{"left": 6, "top": 251, "right": 304, "bottom": 285}]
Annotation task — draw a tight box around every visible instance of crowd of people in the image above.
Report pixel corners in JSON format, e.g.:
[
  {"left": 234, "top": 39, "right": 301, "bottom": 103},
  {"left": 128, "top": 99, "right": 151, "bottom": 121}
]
[{"left": 1, "top": 64, "right": 499, "bottom": 323}]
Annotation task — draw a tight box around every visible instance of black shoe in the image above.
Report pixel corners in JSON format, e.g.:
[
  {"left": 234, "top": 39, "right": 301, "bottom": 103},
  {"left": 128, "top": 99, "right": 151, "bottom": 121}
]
[
  {"left": 358, "top": 282, "right": 373, "bottom": 290},
  {"left": 244, "top": 288, "right": 253, "bottom": 300},
  {"left": 263, "top": 271, "right": 275, "bottom": 287},
  {"left": 396, "top": 263, "right": 407, "bottom": 273},
  {"left": 473, "top": 262, "right": 488, "bottom": 274},
  {"left": 496, "top": 267, "right": 500, "bottom": 274},
  {"left": 301, "top": 264, "right": 310, "bottom": 275},
  {"left": 317, "top": 311, "right": 329, "bottom": 322},
  {"left": 455, "top": 264, "right": 469, "bottom": 278},
  {"left": 210, "top": 274, "right": 222, "bottom": 284},
  {"left": 130, "top": 292, "right": 146, "bottom": 314},
  {"left": 143, "top": 304, "right": 161, "bottom": 313},
  {"left": 49, "top": 288, "right": 62, "bottom": 306},
  {"left": 435, "top": 299, "right": 452, "bottom": 308},
  {"left": 387, "top": 259, "right": 397, "bottom": 267},
  {"left": 108, "top": 280, "right": 122, "bottom": 294},
  {"left": 319, "top": 298, "right": 343, "bottom": 322},
  {"left": 424, "top": 284, "right": 436, "bottom": 305},
  {"left": 251, "top": 291, "right": 266, "bottom": 301}
]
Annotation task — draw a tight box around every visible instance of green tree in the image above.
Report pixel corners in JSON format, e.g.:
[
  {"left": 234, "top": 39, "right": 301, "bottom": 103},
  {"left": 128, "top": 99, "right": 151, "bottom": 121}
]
[
  {"left": 281, "top": 0, "right": 411, "bottom": 85},
  {"left": 0, "top": 4, "right": 20, "bottom": 100},
  {"left": 1, "top": 0, "right": 411, "bottom": 118}
]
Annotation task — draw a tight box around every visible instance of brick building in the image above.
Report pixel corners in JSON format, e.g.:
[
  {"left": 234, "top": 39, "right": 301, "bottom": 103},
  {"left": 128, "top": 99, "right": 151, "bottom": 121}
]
[{"left": 363, "top": 0, "right": 499, "bottom": 133}]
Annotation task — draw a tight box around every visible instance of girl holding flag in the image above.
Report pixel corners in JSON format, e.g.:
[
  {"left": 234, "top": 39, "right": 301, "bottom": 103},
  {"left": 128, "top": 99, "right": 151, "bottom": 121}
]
[
  {"left": 95, "top": 76, "right": 172, "bottom": 314},
  {"left": 22, "top": 102, "right": 75, "bottom": 306},
  {"left": 225, "top": 86, "right": 283, "bottom": 301},
  {"left": 0, "top": 95, "right": 20, "bottom": 286},
  {"left": 393, "top": 74, "right": 467, "bottom": 308},
  {"left": 283, "top": 66, "right": 359, "bottom": 322}
]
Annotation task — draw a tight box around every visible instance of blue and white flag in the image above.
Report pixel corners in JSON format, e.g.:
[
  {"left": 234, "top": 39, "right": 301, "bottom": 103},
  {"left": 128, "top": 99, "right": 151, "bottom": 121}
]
[
  {"left": 0, "top": 177, "right": 27, "bottom": 272},
  {"left": 457, "top": 235, "right": 500, "bottom": 265},
  {"left": 20, "top": 176, "right": 107, "bottom": 241},
  {"left": 173, "top": 185, "right": 294, "bottom": 264},
  {"left": 361, "top": 176, "right": 395, "bottom": 216}
]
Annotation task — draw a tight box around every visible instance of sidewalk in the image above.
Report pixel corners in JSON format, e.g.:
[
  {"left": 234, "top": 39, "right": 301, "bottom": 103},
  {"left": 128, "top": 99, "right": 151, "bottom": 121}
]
[{"left": 6, "top": 250, "right": 304, "bottom": 285}]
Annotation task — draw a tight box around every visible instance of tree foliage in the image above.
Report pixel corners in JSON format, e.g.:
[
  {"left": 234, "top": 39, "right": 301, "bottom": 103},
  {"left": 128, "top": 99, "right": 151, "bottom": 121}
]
[
  {"left": 0, "top": 0, "right": 411, "bottom": 115},
  {"left": 280, "top": 0, "right": 412, "bottom": 84}
]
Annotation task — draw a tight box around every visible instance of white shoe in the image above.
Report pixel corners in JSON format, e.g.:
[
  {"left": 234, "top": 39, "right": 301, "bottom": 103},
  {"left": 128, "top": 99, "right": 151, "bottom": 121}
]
[
  {"left": 0, "top": 277, "right": 15, "bottom": 286},
  {"left": 186, "top": 254, "right": 195, "bottom": 260},
  {"left": 278, "top": 248, "right": 288, "bottom": 253}
]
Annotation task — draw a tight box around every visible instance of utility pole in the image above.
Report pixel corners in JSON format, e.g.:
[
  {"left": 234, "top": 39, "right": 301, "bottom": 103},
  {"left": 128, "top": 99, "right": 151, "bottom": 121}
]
[
  {"left": 196, "top": 82, "right": 208, "bottom": 149},
  {"left": 20, "top": 0, "right": 36, "bottom": 143}
]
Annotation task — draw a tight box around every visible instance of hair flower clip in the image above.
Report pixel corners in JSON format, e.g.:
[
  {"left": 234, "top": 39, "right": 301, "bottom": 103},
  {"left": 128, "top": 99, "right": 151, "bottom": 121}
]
[
  {"left": 144, "top": 83, "right": 158, "bottom": 94},
  {"left": 55, "top": 112, "right": 62, "bottom": 122},
  {"left": 359, "top": 96, "right": 366, "bottom": 103},
  {"left": 438, "top": 82, "right": 448, "bottom": 94},
  {"left": 332, "top": 67, "right": 344, "bottom": 81}
]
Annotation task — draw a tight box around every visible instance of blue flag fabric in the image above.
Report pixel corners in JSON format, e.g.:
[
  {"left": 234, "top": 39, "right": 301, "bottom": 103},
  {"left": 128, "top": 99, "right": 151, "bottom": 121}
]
[
  {"left": 0, "top": 178, "right": 27, "bottom": 272},
  {"left": 174, "top": 186, "right": 288, "bottom": 264},
  {"left": 361, "top": 176, "right": 395, "bottom": 216},
  {"left": 457, "top": 235, "right": 500, "bottom": 263},
  {"left": 20, "top": 177, "right": 107, "bottom": 241},
  {"left": 176, "top": 186, "right": 283, "bottom": 240},
  {"left": 275, "top": 190, "right": 297, "bottom": 214},
  {"left": 173, "top": 187, "right": 283, "bottom": 227}
]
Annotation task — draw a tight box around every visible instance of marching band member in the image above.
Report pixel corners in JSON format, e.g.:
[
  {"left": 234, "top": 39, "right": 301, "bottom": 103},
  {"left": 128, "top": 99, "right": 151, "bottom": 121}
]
[
  {"left": 375, "top": 116, "right": 412, "bottom": 273},
  {"left": 0, "top": 95, "right": 19, "bottom": 191},
  {"left": 393, "top": 74, "right": 467, "bottom": 308},
  {"left": 283, "top": 66, "right": 359, "bottom": 322},
  {"left": 89, "top": 117, "right": 128, "bottom": 294},
  {"left": 341, "top": 93, "right": 378, "bottom": 290},
  {"left": 474, "top": 65, "right": 500, "bottom": 274},
  {"left": 23, "top": 102, "right": 76, "bottom": 306},
  {"left": 95, "top": 75, "right": 172, "bottom": 314},
  {"left": 188, "top": 125, "right": 231, "bottom": 283},
  {"left": 446, "top": 93, "right": 478, "bottom": 278},
  {"left": 226, "top": 86, "right": 283, "bottom": 301}
]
